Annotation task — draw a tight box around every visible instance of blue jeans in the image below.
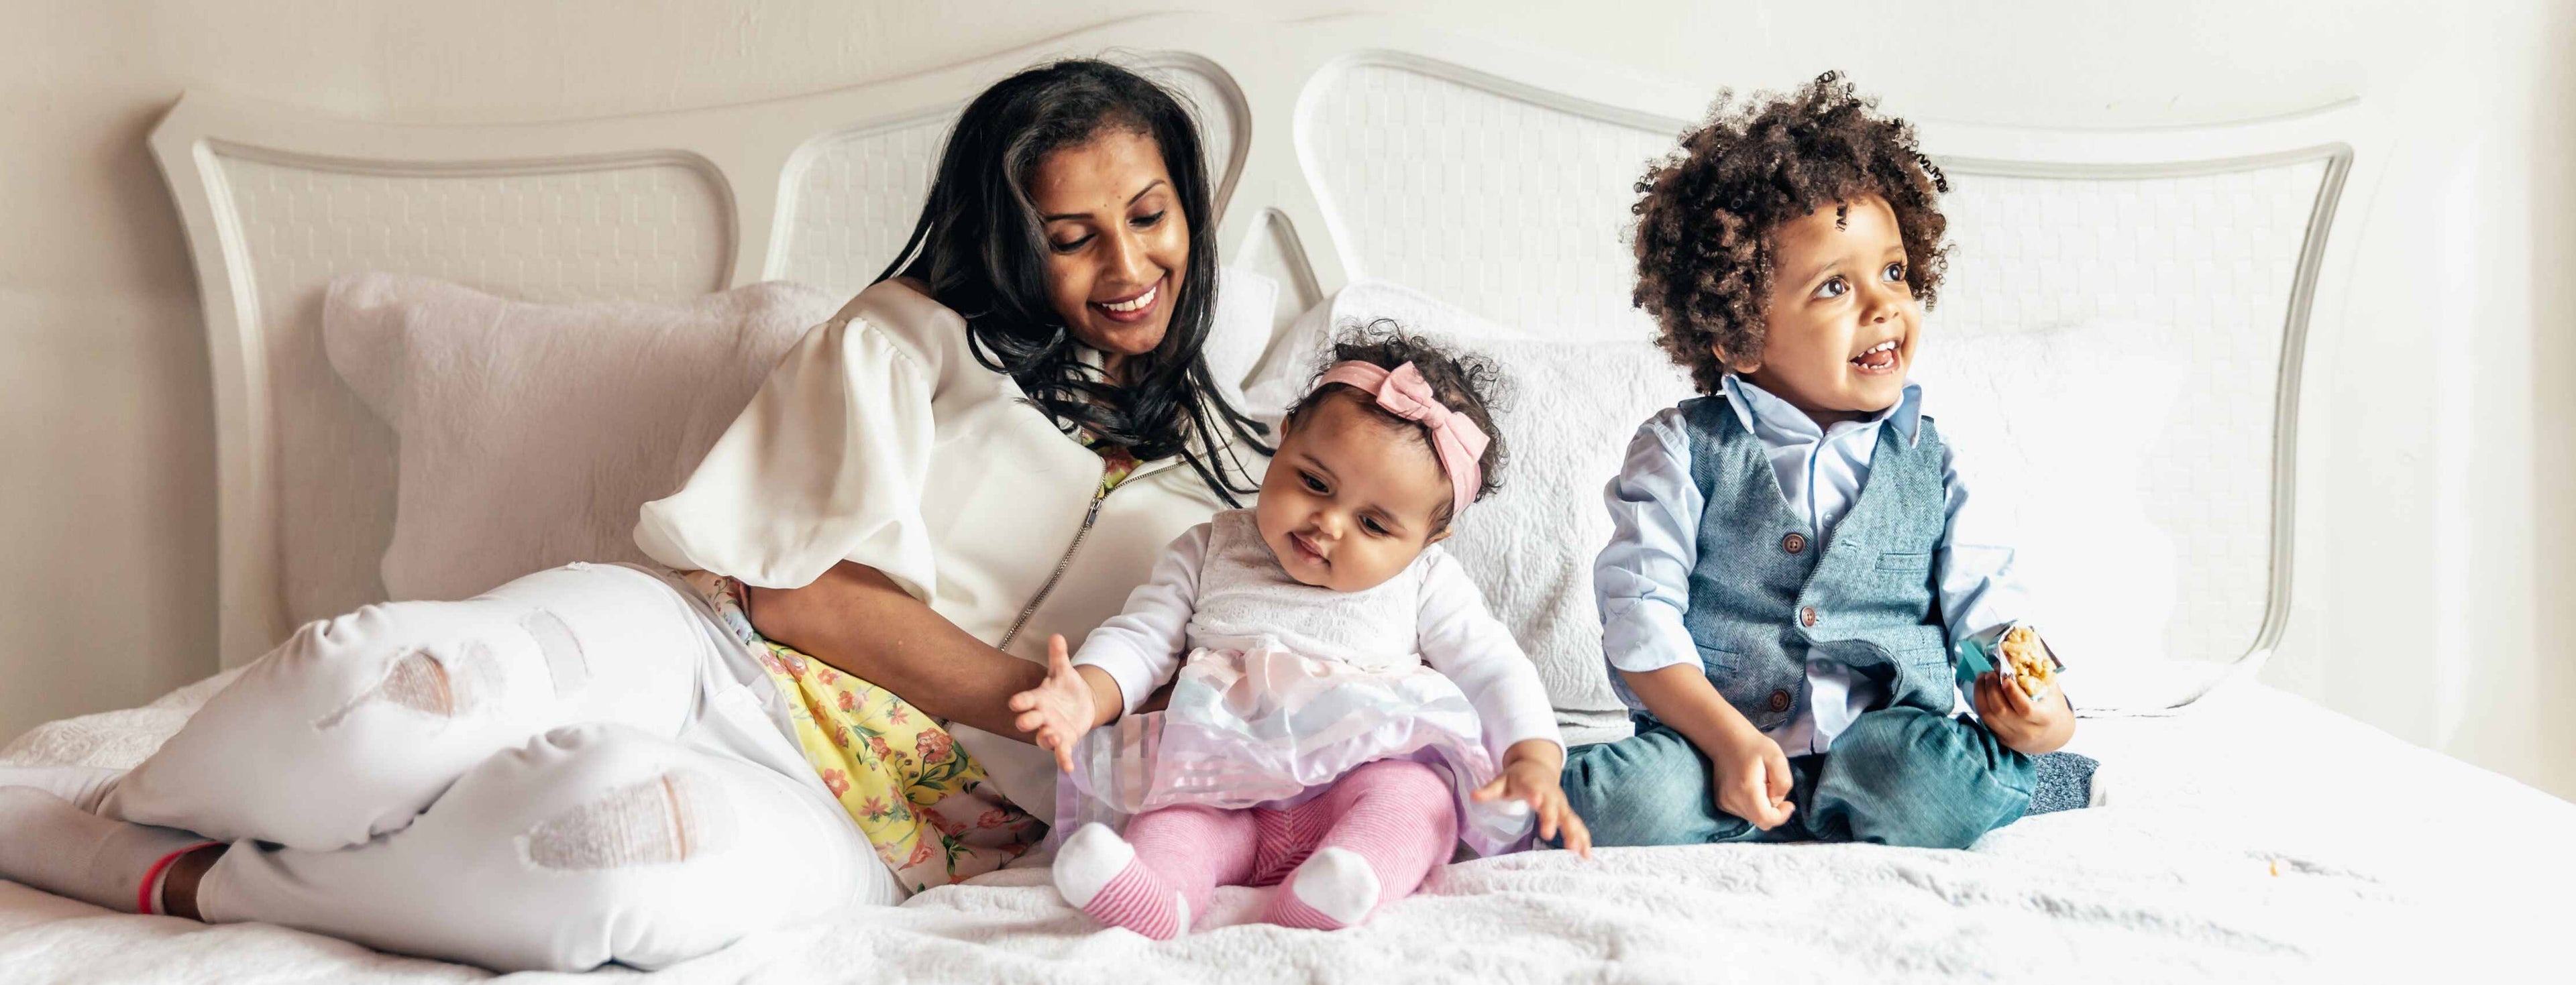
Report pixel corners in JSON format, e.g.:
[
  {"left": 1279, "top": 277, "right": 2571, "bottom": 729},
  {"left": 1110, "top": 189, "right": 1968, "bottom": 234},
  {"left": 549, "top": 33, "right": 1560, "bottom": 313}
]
[{"left": 1559, "top": 707, "right": 2036, "bottom": 849}]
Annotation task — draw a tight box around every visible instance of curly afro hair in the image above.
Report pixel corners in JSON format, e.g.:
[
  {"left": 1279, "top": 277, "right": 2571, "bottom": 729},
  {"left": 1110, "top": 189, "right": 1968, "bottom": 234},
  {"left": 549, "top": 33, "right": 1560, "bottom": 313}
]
[
  {"left": 1631, "top": 71, "right": 1951, "bottom": 394},
  {"left": 1285, "top": 320, "right": 1509, "bottom": 526}
]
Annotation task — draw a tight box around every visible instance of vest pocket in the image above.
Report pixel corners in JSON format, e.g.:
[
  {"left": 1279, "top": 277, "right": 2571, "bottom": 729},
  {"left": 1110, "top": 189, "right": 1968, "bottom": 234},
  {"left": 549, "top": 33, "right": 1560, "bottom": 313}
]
[
  {"left": 1693, "top": 643, "right": 1739, "bottom": 673},
  {"left": 1699, "top": 644, "right": 1802, "bottom": 728},
  {"left": 1876, "top": 551, "right": 1933, "bottom": 573},
  {"left": 1894, "top": 645, "right": 1951, "bottom": 671}
]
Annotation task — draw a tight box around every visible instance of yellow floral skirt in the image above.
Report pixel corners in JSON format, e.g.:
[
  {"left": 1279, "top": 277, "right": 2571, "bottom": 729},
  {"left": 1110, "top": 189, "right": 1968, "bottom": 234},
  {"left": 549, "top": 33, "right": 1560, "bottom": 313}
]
[{"left": 682, "top": 572, "right": 1043, "bottom": 892}]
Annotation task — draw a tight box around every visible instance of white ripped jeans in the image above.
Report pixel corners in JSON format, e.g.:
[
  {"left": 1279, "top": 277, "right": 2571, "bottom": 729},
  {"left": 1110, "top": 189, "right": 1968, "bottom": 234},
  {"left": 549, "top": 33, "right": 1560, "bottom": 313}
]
[{"left": 102, "top": 563, "right": 898, "bottom": 972}]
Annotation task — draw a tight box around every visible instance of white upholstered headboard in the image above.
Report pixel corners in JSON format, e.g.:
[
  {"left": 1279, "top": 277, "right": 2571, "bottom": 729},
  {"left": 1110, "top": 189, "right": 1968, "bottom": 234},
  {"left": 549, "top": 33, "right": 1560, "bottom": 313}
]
[{"left": 150, "top": 13, "right": 2356, "bottom": 671}]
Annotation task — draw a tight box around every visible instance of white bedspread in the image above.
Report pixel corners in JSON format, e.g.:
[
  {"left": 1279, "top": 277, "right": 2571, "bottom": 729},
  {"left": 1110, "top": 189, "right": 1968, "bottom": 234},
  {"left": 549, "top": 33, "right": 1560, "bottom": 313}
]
[{"left": 3, "top": 671, "right": 2566, "bottom": 984}]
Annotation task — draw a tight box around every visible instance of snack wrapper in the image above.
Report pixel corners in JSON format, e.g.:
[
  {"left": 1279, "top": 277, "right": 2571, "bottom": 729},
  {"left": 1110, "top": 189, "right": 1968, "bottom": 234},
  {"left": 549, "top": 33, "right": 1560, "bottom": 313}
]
[{"left": 1953, "top": 621, "right": 2065, "bottom": 699}]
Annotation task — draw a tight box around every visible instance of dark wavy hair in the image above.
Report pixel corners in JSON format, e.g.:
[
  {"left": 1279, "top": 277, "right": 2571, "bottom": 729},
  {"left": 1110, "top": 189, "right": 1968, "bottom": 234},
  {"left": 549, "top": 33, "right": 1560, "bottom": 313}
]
[
  {"left": 877, "top": 58, "right": 1268, "bottom": 502},
  {"left": 1284, "top": 321, "right": 1509, "bottom": 528},
  {"left": 1631, "top": 71, "right": 1951, "bottom": 394}
]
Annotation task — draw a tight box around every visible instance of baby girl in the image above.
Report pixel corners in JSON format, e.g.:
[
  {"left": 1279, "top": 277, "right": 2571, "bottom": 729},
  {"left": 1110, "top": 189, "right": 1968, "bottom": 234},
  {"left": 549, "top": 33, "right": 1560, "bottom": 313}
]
[{"left": 1009, "top": 325, "right": 1589, "bottom": 938}]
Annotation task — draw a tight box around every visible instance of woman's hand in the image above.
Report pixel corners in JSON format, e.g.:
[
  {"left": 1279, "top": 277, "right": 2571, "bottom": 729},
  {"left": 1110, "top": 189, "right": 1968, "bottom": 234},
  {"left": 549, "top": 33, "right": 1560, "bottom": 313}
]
[
  {"left": 1974, "top": 671, "right": 2074, "bottom": 754},
  {"left": 1473, "top": 739, "right": 1593, "bottom": 858},
  {"left": 1707, "top": 724, "right": 1797, "bottom": 831},
  {"left": 1008, "top": 634, "right": 1107, "bottom": 772}
]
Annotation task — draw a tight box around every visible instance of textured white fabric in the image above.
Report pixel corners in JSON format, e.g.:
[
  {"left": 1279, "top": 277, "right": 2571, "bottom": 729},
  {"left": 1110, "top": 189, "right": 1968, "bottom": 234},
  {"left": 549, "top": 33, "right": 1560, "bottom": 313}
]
[
  {"left": 5, "top": 673, "right": 2565, "bottom": 982},
  {"left": 0, "top": 765, "right": 122, "bottom": 813},
  {"left": 1933, "top": 165, "right": 2327, "bottom": 667},
  {"left": 633, "top": 280, "right": 1252, "bottom": 823},
  {"left": 323, "top": 274, "right": 841, "bottom": 603},
  {"left": 1071, "top": 514, "right": 1560, "bottom": 752},
  {"left": 1201, "top": 266, "right": 1284, "bottom": 406},
  {"left": 1185, "top": 510, "right": 1428, "bottom": 673},
  {"left": 1907, "top": 318, "right": 2190, "bottom": 677}
]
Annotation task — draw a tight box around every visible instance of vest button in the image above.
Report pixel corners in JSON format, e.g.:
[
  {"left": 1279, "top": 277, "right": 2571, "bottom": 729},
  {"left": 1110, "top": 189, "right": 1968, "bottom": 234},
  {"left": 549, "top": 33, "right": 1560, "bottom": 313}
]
[
  {"left": 1768, "top": 689, "right": 1793, "bottom": 713},
  {"left": 1782, "top": 532, "right": 1807, "bottom": 555},
  {"left": 1799, "top": 606, "right": 1818, "bottom": 628}
]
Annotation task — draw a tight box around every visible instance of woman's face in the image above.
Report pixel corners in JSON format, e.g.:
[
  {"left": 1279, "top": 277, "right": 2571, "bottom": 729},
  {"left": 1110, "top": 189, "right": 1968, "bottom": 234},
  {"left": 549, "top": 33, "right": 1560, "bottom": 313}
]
[{"left": 1028, "top": 127, "right": 1188, "bottom": 382}]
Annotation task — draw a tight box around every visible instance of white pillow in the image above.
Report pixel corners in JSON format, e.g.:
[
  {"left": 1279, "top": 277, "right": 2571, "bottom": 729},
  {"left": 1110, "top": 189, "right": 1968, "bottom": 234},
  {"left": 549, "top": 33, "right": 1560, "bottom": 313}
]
[
  {"left": 1255, "top": 282, "right": 1695, "bottom": 746},
  {"left": 1202, "top": 265, "right": 1281, "bottom": 401},
  {"left": 325, "top": 274, "right": 840, "bottom": 601},
  {"left": 327, "top": 269, "right": 1291, "bottom": 605},
  {"left": 1244, "top": 281, "right": 1584, "bottom": 413},
  {"left": 1909, "top": 318, "right": 2190, "bottom": 705}
]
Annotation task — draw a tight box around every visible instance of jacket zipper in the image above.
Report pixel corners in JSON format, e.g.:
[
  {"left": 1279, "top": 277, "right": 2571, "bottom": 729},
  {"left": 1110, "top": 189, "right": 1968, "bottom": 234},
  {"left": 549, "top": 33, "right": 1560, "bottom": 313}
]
[{"left": 996, "top": 457, "right": 1186, "bottom": 651}]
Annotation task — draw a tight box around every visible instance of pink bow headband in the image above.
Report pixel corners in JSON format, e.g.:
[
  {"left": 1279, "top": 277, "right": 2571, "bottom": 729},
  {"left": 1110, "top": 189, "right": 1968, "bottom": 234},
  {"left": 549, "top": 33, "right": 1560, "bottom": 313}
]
[{"left": 1313, "top": 361, "right": 1491, "bottom": 516}]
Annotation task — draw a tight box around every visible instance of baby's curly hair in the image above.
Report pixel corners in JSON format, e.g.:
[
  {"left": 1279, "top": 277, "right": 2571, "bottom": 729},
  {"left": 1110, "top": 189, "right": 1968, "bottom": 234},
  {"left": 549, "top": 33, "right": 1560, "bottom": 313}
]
[
  {"left": 1285, "top": 321, "right": 1509, "bottom": 526},
  {"left": 1631, "top": 71, "right": 1951, "bottom": 394}
]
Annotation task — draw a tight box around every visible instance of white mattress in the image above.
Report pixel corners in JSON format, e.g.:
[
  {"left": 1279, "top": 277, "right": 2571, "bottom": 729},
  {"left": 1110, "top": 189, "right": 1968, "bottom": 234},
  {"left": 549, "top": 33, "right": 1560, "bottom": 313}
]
[{"left": 3, "top": 670, "right": 2565, "bottom": 983}]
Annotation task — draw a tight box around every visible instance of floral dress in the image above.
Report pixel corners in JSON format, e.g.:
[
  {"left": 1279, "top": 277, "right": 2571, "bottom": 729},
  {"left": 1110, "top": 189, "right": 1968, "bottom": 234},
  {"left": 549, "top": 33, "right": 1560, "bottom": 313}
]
[
  {"left": 686, "top": 572, "right": 1040, "bottom": 892},
  {"left": 678, "top": 441, "right": 1142, "bottom": 893}
]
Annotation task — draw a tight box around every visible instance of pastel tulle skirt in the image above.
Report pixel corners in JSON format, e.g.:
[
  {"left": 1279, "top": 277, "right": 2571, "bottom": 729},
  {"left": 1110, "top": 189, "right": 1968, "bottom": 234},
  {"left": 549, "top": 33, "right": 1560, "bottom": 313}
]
[{"left": 1055, "top": 638, "right": 1533, "bottom": 857}]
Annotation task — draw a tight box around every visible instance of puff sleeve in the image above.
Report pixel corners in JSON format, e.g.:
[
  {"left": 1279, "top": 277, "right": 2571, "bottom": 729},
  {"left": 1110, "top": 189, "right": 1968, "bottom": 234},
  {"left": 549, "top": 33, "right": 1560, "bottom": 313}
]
[{"left": 635, "top": 313, "right": 941, "bottom": 599}]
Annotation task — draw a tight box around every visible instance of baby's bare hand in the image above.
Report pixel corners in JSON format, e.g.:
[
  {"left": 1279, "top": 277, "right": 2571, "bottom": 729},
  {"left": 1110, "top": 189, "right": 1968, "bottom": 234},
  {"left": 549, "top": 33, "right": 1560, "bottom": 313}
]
[
  {"left": 1474, "top": 759, "right": 1593, "bottom": 858},
  {"left": 1005, "top": 634, "right": 1094, "bottom": 772}
]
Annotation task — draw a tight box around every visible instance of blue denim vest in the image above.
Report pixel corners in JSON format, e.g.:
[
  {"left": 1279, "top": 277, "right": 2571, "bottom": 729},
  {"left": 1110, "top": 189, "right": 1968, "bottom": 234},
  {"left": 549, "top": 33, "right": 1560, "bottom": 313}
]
[{"left": 1673, "top": 396, "right": 1953, "bottom": 733}]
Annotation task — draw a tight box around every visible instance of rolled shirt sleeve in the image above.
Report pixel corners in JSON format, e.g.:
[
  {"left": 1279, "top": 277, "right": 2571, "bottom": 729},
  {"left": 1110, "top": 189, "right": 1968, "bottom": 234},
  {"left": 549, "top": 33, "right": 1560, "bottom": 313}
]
[
  {"left": 1594, "top": 409, "right": 1705, "bottom": 683},
  {"left": 1931, "top": 430, "right": 2033, "bottom": 651}
]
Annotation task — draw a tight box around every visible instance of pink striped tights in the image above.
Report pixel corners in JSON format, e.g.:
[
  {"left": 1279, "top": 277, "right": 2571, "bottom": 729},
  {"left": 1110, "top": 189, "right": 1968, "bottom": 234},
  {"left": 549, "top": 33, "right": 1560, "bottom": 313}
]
[{"left": 1051, "top": 758, "right": 1456, "bottom": 938}]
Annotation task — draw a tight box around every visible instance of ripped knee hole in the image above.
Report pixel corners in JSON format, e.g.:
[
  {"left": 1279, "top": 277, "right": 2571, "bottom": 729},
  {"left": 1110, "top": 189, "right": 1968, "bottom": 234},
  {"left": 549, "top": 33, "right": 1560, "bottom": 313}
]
[{"left": 525, "top": 770, "right": 738, "bottom": 870}]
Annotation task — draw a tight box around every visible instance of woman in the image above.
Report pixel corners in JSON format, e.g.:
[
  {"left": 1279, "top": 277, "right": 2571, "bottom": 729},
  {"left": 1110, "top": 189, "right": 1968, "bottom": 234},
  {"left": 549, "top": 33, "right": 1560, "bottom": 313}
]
[{"left": 0, "top": 59, "right": 1267, "bottom": 972}]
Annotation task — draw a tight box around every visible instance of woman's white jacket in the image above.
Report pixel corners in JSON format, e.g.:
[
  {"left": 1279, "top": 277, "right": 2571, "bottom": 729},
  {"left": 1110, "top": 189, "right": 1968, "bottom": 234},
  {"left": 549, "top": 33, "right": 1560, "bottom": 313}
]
[{"left": 637, "top": 279, "right": 1246, "bottom": 823}]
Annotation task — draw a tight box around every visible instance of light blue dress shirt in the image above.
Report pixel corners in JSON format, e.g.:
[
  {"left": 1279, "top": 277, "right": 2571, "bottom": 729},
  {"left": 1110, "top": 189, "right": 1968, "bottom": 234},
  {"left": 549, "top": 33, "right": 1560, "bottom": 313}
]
[{"left": 1594, "top": 375, "right": 2026, "bottom": 754}]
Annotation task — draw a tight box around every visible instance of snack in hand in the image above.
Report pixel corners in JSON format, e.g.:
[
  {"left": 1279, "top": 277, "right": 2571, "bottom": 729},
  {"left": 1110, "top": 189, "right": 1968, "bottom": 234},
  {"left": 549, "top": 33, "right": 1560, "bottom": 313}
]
[{"left": 1996, "top": 624, "right": 2058, "bottom": 699}]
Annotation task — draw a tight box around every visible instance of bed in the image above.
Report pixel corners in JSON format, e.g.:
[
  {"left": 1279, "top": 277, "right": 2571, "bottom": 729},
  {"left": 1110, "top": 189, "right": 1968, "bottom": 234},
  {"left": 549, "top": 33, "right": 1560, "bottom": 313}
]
[{"left": 3, "top": 12, "right": 2567, "bottom": 982}]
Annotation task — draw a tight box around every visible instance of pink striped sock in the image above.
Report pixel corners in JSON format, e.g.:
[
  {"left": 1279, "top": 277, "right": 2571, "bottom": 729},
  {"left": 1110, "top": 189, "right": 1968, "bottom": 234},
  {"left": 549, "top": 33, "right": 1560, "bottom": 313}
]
[
  {"left": 1075, "top": 853, "right": 1189, "bottom": 939},
  {"left": 1265, "top": 759, "right": 1457, "bottom": 930},
  {"left": 1054, "top": 807, "right": 1256, "bottom": 939}
]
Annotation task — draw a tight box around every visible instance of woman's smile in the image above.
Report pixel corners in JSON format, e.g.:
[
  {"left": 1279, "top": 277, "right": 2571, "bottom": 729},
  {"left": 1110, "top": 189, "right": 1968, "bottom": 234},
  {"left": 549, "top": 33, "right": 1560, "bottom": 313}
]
[
  {"left": 1090, "top": 277, "right": 1164, "bottom": 325},
  {"left": 1030, "top": 127, "right": 1191, "bottom": 378}
]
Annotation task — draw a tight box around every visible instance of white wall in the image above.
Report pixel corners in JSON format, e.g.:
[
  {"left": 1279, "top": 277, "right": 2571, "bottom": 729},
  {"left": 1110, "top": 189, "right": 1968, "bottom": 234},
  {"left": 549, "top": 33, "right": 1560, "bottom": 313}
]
[
  {"left": 3, "top": 0, "right": 2569, "bottom": 799},
  {"left": 2267, "top": 0, "right": 2576, "bottom": 802}
]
